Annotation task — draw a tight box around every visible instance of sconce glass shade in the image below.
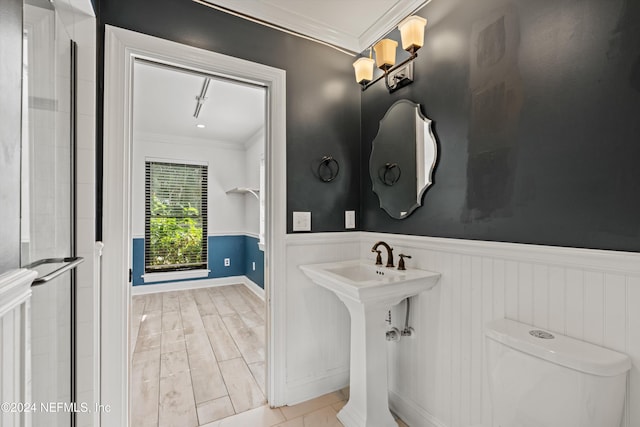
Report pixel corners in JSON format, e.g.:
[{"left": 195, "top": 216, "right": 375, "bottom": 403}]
[
  {"left": 373, "top": 39, "right": 398, "bottom": 70},
  {"left": 398, "top": 15, "right": 427, "bottom": 53},
  {"left": 353, "top": 57, "right": 375, "bottom": 84}
]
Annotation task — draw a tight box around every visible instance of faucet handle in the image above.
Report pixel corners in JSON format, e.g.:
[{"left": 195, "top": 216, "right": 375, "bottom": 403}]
[
  {"left": 373, "top": 250, "right": 382, "bottom": 265},
  {"left": 398, "top": 254, "right": 412, "bottom": 270}
]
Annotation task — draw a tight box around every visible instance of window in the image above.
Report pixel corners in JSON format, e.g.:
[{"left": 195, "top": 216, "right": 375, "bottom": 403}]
[{"left": 145, "top": 161, "right": 208, "bottom": 273}]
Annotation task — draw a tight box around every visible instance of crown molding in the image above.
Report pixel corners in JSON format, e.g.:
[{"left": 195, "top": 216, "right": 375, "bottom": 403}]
[
  {"left": 358, "top": 0, "right": 430, "bottom": 53},
  {"left": 198, "top": 0, "right": 429, "bottom": 54},
  {"left": 242, "top": 126, "right": 265, "bottom": 150},
  {"left": 134, "top": 131, "right": 247, "bottom": 151}
]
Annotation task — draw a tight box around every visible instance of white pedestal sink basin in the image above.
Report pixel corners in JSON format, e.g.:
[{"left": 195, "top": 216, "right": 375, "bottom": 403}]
[{"left": 300, "top": 260, "right": 440, "bottom": 427}]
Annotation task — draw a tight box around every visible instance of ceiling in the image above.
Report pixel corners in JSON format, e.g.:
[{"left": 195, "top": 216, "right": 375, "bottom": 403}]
[
  {"left": 132, "top": 1, "right": 430, "bottom": 145},
  {"left": 200, "top": 0, "right": 429, "bottom": 53},
  {"left": 133, "top": 61, "right": 266, "bottom": 148}
]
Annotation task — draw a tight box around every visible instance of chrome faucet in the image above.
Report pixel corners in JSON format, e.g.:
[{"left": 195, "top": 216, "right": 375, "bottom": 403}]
[{"left": 371, "top": 241, "right": 394, "bottom": 267}]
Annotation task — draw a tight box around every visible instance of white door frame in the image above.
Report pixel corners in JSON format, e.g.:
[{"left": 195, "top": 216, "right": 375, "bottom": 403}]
[{"left": 102, "top": 25, "right": 287, "bottom": 426}]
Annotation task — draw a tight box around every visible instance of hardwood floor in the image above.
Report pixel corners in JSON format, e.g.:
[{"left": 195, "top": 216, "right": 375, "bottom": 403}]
[{"left": 131, "top": 285, "right": 267, "bottom": 426}]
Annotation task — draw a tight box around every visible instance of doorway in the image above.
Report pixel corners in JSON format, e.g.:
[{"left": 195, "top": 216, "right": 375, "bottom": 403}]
[
  {"left": 102, "top": 26, "right": 287, "bottom": 426},
  {"left": 129, "top": 60, "right": 268, "bottom": 425}
]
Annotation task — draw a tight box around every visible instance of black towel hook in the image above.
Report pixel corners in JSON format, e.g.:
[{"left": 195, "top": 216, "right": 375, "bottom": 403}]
[{"left": 318, "top": 156, "right": 340, "bottom": 182}]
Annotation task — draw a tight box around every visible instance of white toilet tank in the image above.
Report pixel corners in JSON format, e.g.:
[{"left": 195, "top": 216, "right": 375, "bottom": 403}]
[{"left": 485, "top": 319, "right": 631, "bottom": 427}]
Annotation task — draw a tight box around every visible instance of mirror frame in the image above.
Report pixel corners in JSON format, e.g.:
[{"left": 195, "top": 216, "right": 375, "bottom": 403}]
[{"left": 369, "top": 99, "right": 438, "bottom": 219}]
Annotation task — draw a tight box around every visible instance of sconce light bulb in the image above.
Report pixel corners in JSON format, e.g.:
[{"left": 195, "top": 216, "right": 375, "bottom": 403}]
[
  {"left": 398, "top": 15, "right": 427, "bottom": 54},
  {"left": 373, "top": 39, "right": 398, "bottom": 70},
  {"left": 353, "top": 56, "right": 375, "bottom": 84}
]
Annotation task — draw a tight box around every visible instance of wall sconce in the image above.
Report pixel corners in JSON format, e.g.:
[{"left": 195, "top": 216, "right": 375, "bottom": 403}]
[{"left": 353, "top": 15, "right": 427, "bottom": 93}]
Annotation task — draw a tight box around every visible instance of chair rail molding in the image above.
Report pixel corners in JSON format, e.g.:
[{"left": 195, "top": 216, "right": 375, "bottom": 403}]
[{"left": 0, "top": 269, "right": 35, "bottom": 317}]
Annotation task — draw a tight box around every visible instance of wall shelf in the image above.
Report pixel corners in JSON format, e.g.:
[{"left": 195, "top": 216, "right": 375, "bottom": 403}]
[{"left": 226, "top": 187, "right": 260, "bottom": 199}]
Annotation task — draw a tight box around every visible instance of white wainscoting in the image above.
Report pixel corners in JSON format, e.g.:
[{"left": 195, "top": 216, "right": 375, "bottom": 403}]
[
  {"left": 283, "top": 231, "right": 640, "bottom": 427},
  {"left": 360, "top": 232, "right": 640, "bottom": 427},
  {"left": 283, "top": 233, "right": 355, "bottom": 404},
  {"left": 0, "top": 269, "right": 37, "bottom": 427}
]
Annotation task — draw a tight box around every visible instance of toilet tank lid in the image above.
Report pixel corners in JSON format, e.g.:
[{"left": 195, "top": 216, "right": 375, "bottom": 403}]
[{"left": 485, "top": 319, "right": 631, "bottom": 377}]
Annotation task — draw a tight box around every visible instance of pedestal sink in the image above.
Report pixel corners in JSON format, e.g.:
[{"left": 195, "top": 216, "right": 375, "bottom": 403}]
[{"left": 300, "top": 260, "right": 440, "bottom": 427}]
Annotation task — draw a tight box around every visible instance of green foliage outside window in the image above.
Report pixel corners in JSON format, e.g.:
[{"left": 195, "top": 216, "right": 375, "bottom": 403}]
[
  {"left": 147, "top": 194, "right": 203, "bottom": 268},
  {"left": 145, "top": 161, "right": 207, "bottom": 272}
]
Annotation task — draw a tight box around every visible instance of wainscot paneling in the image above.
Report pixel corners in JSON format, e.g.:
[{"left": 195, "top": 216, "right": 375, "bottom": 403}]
[
  {"left": 283, "top": 233, "right": 355, "bottom": 404},
  {"left": 0, "top": 269, "right": 37, "bottom": 427},
  {"left": 359, "top": 232, "right": 640, "bottom": 427},
  {"left": 284, "top": 231, "right": 640, "bottom": 426}
]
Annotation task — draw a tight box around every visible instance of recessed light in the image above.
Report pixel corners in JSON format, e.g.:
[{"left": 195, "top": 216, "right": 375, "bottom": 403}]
[{"left": 196, "top": 124, "right": 205, "bottom": 128}]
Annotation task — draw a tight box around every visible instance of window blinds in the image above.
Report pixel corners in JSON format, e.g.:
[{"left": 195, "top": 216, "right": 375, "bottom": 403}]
[{"left": 145, "top": 161, "right": 208, "bottom": 272}]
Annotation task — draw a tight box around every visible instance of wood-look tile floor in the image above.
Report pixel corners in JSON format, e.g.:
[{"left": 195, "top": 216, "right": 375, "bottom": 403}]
[
  {"left": 131, "top": 285, "right": 267, "bottom": 427},
  {"left": 130, "top": 285, "right": 410, "bottom": 427},
  {"left": 197, "top": 389, "right": 410, "bottom": 427}
]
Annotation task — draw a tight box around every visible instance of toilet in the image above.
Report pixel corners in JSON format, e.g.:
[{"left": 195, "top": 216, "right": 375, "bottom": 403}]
[{"left": 476, "top": 318, "right": 631, "bottom": 427}]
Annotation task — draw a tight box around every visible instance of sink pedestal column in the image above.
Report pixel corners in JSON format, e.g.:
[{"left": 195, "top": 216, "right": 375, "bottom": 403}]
[
  {"left": 336, "top": 297, "right": 399, "bottom": 427},
  {"left": 299, "top": 260, "right": 440, "bottom": 426}
]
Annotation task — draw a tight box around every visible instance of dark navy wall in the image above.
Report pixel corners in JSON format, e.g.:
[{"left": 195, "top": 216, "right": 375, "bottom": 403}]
[
  {"left": 132, "top": 238, "right": 145, "bottom": 285},
  {"left": 96, "top": 0, "right": 361, "bottom": 237},
  {"left": 361, "top": 0, "right": 640, "bottom": 252},
  {"left": 0, "top": 0, "right": 23, "bottom": 274},
  {"left": 132, "top": 235, "right": 264, "bottom": 288},
  {"left": 244, "top": 236, "right": 265, "bottom": 289},
  {"left": 209, "top": 236, "right": 245, "bottom": 278}
]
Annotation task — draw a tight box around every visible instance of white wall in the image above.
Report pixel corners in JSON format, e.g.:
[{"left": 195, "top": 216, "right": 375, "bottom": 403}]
[
  {"left": 284, "top": 231, "right": 640, "bottom": 427},
  {"left": 243, "top": 128, "right": 264, "bottom": 236},
  {"left": 131, "top": 127, "right": 265, "bottom": 238},
  {"left": 131, "top": 134, "right": 247, "bottom": 237}
]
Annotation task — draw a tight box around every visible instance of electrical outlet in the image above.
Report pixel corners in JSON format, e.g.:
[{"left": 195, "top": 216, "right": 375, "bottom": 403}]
[
  {"left": 224, "top": 258, "right": 230, "bottom": 267},
  {"left": 252, "top": 262, "right": 256, "bottom": 271}
]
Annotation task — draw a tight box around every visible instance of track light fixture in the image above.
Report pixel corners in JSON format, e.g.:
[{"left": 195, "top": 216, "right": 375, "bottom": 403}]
[{"left": 193, "top": 77, "right": 211, "bottom": 118}]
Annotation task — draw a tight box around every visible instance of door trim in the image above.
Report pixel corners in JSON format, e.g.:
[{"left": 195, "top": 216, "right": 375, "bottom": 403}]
[{"left": 102, "top": 25, "right": 287, "bottom": 425}]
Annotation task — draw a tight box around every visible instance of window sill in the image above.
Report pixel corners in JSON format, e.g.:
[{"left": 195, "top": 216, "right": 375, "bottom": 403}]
[{"left": 142, "top": 269, "right": 210, "bottom": 283}]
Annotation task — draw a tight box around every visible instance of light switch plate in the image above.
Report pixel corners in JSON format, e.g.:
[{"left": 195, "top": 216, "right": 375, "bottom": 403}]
[
  {"left": 293, "top": 211, "right": 311, "bottom": 231},
  {"left": 345, "top": 210, "right": 355, "bottom": 229}
]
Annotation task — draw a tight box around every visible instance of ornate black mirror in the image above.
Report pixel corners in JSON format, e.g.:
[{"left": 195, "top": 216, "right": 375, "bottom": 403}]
[{"left": 369, "top": 100, "right": 437, "bottom": 219}]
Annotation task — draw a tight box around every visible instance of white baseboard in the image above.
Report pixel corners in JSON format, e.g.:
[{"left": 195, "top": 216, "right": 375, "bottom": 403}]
[
  {"left": 241, "top": 276, "right": 265, "bottom": 300},
  {"left": 389, "top": 389, "right": 447, "bottom": 427},
  {"left": 285, "top": 369, "right": 349, "bottom": 406},
  {"left": 131, "top": 276, "right": 247, "bottom": 295}
]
